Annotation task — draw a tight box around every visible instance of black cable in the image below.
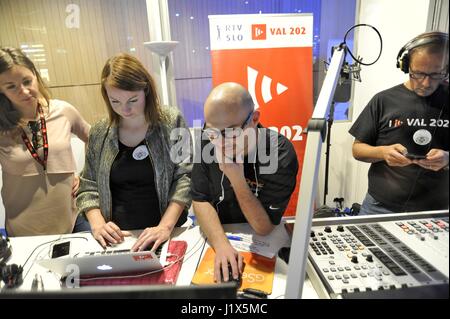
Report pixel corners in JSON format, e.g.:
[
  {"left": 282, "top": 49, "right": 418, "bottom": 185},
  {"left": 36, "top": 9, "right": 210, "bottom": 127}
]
[
  {"left": 400, "top": 103, "right": 445, "bottom": 212},
  {"left": 342, "top": 24, "right": 383, "bottom": 66},
  {"left": 400, "top": 167, "right": 424, "bottom": 213},
  {"left": 324, "top": 101, "right": 335, "bottom": 205},
  {"left": 193, "top": 235, "right": 208, "bottom": 273}
]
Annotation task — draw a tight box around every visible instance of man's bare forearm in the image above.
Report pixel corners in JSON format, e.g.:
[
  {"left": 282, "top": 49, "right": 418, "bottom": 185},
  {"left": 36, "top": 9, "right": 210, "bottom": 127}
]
[
  {"left": 231, "top": 178, "right": 274, "bottom": 235},
  {"left": 352, "top": 140, "right": 385, "bottom": 163},
  {"left": 193, "top": 201, "right": 229, "bottom": 249}
]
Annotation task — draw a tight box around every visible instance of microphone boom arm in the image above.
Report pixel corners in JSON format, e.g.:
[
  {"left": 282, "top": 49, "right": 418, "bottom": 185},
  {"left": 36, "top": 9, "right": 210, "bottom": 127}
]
[{"left": 285, "top": 45, "right": 347, "bottom": 299}]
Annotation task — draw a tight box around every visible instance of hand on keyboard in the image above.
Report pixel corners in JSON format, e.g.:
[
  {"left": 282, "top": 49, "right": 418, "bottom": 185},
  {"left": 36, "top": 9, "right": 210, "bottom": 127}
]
[
  {"left": 91, "top": 221, "right": 132, "bottom": 249},
  {"left": 131, "top": 225, "right": 171, "bottom": 252}
]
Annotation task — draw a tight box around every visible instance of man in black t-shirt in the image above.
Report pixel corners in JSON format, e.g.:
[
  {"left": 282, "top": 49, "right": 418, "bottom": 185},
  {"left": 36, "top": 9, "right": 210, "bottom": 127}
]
[
  {"left": 349, "top": 32, "right": 449, "bottom": 215},
  {"left": 191, "top": 82, "right": 298, "bottom": 283}
]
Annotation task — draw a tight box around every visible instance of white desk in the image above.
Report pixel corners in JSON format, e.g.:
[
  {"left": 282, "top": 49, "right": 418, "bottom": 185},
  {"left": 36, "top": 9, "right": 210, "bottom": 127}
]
[{"left": 5, "top": 222, "right": 319, "bottom": 298}]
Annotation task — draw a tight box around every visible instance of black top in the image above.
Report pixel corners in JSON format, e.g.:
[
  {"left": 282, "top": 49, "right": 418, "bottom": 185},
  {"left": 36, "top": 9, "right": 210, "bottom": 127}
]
[
  {"left": 110, "top": 140, "right": 161, "bottom": 230},
  {"left": 191, "top": 126, "right": 299, "bottom": 224},
  {"left": 349, "top": 83, "right": 449, "bottom": 211}
]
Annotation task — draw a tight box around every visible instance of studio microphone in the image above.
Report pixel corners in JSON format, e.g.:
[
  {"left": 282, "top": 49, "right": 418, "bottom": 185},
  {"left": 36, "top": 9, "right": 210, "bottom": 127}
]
[
  {"left": 333, "top": 60, "right": 361, "bottom": 103},
  {"left": 342, "top": 60, "right": 361, "bottom": 82}
]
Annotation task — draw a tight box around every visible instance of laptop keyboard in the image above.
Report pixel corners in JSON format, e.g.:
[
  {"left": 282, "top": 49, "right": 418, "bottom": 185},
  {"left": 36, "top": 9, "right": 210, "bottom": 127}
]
[{"left": 84, "top": 245, "right": 163, "bottom": 257}]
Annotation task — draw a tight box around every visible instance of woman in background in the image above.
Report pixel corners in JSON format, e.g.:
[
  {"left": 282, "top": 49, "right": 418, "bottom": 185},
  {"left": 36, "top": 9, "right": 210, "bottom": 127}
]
[
  {"left": 0, "top": 47, "right": 90, "bottom": 236},
  {"left": 77, "top": 53, "right": 191, "bottom": 251}
]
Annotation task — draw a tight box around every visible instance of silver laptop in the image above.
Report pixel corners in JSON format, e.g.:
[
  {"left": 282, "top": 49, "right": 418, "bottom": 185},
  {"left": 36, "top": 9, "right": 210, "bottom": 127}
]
[{"left": 37, "top": 242, "right": 169, "bottom": 277}]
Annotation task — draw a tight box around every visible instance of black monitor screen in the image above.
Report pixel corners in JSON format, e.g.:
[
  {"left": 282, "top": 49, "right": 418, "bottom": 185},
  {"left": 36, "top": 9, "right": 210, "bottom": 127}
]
[{"left": 0, "top": 283, "right": 237, "bottom": 299}]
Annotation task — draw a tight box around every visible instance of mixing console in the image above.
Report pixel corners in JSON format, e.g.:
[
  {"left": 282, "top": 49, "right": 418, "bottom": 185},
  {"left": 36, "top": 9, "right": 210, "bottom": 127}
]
[{"left": 304, "top": 211, "right": 448, "bottom": 298}]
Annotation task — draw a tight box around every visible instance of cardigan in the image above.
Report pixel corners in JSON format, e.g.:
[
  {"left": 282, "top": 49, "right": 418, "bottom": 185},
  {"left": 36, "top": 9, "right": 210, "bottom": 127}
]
[{"left": 76, "top": 106, "right": 192, "bottom": 222}]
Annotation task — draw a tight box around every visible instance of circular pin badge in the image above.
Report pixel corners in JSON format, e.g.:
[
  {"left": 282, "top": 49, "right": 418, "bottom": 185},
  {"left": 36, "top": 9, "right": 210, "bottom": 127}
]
[
  {"left": 413, "top": 129, "right": 432, "bottom": 146},
  {"left": 132, "top": 145, "right": 149, "bottom": 160}
]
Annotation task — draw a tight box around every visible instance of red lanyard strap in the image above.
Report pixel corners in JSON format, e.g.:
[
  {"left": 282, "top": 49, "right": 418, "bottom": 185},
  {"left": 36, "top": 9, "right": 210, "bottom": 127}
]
[{"left": 21, "top": 104, "right": 48, "bottom": 172}]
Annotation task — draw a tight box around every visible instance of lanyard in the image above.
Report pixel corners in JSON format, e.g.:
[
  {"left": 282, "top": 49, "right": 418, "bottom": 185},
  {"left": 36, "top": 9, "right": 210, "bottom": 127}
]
[{"left": 21, "top": 104, "right": 48, "bottom": 172}]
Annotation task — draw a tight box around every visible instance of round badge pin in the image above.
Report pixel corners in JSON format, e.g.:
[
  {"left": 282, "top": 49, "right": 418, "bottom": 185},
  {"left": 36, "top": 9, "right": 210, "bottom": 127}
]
[
  {"left": 132, "top": 145, "right": 149, "bottom": 160},
  {"left": 413, "top": 129, "right": 432, "bottom": 146}
]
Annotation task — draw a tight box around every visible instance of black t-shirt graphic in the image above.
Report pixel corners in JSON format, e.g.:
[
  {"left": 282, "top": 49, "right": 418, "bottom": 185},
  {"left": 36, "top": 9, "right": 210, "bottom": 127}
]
[
  {"left": 349, "top": 84, "right": 449, "bottom": 211},
  {"left": 191, "top": 126, "right": 299, "bottom": 224}
]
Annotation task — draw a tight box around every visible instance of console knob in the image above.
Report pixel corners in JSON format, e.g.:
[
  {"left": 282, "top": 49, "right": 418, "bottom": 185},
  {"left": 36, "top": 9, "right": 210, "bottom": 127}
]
[
  {"left": 310, "top": 231, "right": 315, "bottom": 238},
  {"left": 351, "top": 256, "right": 358, "bottom": 263},
  {"left": 324, "top": 226, "right": 332, "bottom": 233},
  {"left": 366, "top": 255, "right": 373, "bottom": 262},
  {"left": 337, "top": 225, "right": 344, "bottom": 232}
]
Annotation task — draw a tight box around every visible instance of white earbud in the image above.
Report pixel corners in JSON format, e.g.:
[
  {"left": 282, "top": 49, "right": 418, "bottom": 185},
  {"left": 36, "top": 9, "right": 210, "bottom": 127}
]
[
  {"left": 253, "top": 158, "right": 259, "bottom": 197},
  {"left": 216, "top": 172, "right": 225, "bottom": 212}
]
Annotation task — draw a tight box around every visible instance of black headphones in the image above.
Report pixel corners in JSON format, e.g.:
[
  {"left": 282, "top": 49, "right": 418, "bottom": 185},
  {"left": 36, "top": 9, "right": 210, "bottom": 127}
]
[
  {"left": 0, "top": 234, "right": 23, "bottom": 288},
  {"left": 396, "top": 31, "right": 449, "bottom": 73}
]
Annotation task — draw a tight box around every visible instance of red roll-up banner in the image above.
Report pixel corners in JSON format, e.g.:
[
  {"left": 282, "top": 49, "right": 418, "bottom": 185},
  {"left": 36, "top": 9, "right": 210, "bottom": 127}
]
[{"left": 209, "top": 14, "right": 313, "bottom": 216}]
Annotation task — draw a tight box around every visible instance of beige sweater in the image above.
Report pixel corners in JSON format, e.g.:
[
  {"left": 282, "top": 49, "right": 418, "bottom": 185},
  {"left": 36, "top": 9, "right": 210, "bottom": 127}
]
[{"left": 0, "top": 99, "right": 90, "bottom": 236}]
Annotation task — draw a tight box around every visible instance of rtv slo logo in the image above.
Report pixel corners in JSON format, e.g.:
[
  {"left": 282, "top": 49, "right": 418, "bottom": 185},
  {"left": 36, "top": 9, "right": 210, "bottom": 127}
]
[{"left": 216, "top": 24, "right": 244, "bottom": 42}]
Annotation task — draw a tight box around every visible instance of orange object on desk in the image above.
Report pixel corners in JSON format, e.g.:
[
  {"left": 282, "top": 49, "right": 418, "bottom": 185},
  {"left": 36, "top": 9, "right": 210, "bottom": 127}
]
[{"left": 191, "top": 247, "right": 276, "bottom": 295}]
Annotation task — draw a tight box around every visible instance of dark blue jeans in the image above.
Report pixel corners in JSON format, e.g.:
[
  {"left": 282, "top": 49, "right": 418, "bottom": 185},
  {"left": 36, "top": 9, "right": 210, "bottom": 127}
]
[
  {"left": 359, "top": 193, "right": 396, "bottom": 215},
  {"left": 72, "top": 214, "right": 91, "bottom": 233}
]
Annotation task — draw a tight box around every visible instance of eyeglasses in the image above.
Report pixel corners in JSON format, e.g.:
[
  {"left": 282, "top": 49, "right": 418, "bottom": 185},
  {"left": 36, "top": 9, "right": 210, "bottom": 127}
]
[
  {"left": 203, "top": 111, "right": 254, "bottom": 141},
  {"left": 409, "top": 69, "right": 448, "bottom": 80}
]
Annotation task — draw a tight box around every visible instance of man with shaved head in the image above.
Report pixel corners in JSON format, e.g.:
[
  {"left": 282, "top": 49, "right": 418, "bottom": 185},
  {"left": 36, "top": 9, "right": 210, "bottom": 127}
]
[{"left": 191, "top": 82, "right": 298, "bottom": 283}]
